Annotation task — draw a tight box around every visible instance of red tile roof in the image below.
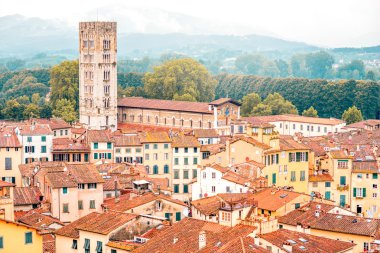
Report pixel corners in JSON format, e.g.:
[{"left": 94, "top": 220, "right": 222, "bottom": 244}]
[
  {"left": 192, "top": 129, "right": 219, "bottom": 138},
  {"left": 14, "top": 187, "right": 42, "bottom": 206},
  {"left": 18, "top": 212, "right": 64, "bottom": 229},
  {"left": 0, "top": 180, "right": 14, "bottom": 187},
  {"left": 0, "top": 130, "right": 22, "bottom": 147},
  {"left": 118, "top": 97, "right": 212, "bottom": 114},
  {"left": 260, "top": 229, "right": 355, "bottom": 253},
  {"left": 139, "top": 131, "right": 171, "bottom": 143},
  {"left": 65, "top": 163, "right": 104, "bottom": 184},
  {"left": 209, "top": 98, "right": 241, "bottom": 106},
  {"left": 18, "top": 124, "right": 53, "bottom": 135},
  {"left": 42, "top": 233, "right": 56, "bottom": 253},
  {"left": 244, "top": 114, "right": 344, "bottom": 126},
  {"left": 171, "top": 133, "right": 200, "bottom": 148},
  {"left": 114, "top": 135, "right": 141, "bottom": 146},
  {"left": 87, "top": 129, "right": 114, "bottom": 143},
  {"left": 216, "top": 236, "right": 269, "bottom": 253},
  {"left": 31, "top": 118, "right": 71, "bottom": 130},
  {"left": 252, "top": 188, "right": 305, "bottom": 211},
  {"left": 52, "top": 138, "right": 90, "bottom": 152},
  {"left": 133, "top": 218, "right": 256, "bottom": 253}
]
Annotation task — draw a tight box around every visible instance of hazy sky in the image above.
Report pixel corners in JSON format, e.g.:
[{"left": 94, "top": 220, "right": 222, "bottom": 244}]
[{"left": 1, "top": 0, "right": 379, "bottom": 47}]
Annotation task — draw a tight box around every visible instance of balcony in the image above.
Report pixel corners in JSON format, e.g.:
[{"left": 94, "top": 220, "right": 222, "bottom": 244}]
[{"left": 336, "top": 184, "right": 349, "bottom": 191}]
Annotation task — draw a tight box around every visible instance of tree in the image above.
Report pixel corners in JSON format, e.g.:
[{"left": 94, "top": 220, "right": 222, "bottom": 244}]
[
  {"left": 305, "top": 51, "right": 334, "bottom": 78},
  {"left": 143, "top": 58, "right": 216, "bottom": 102},
  {"left": 5, "top": 59, "right": 26, "bottom": 71},
  {"left": 1, "top": 100, "right": 25, "bottom": 120},
  {"left": 241, "top": 93, "right": 262, "bottom": 116},
  {"left": 52, "top": 99, "right": 77, "bottom": 123},
  {"left": 40, "top": 104, "right": 53, "bottom": 119},
  {"left": 251, "top": 103, "right": 272, "bottom": 116},
  {"left": 262, "top": 93, "right": 298, "bottom": 115},
  {"left": 50, "top": 60, "right": 79, "bottom": 112},
  {"left": 342, "top": 106, "right": 363, "bottom": 124},
  {"left": 365, "top": 70, "right": 376, "bottom": 81},
  {"left": 275, "top": 59, "right": 289, "bottom": 77},
  {"left": 337, "top": 60, "right": 366, "bottom": 79},
  {"left": 23, "top": 104, "right": 40, "bottom": 119},
  {"left": 302, "top": 106, "right": 318, "bottom": 117}
]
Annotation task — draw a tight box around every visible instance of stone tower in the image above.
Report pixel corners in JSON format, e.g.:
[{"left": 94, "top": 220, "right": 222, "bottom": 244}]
[{"left": 79, "top": 22, "right": 117, "bottom": 131}]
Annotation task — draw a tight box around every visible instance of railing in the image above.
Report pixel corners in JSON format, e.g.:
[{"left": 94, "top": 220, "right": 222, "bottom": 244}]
[{"left": 337, "top": 184, "right": 349, "bottom": 191}]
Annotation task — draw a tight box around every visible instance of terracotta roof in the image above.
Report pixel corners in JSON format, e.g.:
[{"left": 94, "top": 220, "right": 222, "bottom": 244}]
[
  {"left": 329, "top": 150, "right": 352, "bottom": 159},
  {"left": 252, "top": 188, "right": 305, "bottom": 211},
  {"left": 114, "top": 135, "right": 141, "bottom": 147},
  {"left": 191, "top": 196, "right": 220, "bottom": 216},
  {"left": 0, "top": 180, "right": 15, "bottom": 187},
  {"left": 202, "top": 163, "right": 230, "bottom": 174},
  {"left": 200, "top": 144, "right": 225, "bottom": 154},
  {"left": 279, "top": 136, "right": 310, "bottom": 151},
  {"left": 103, "top": 177, "right": 121, "bottom": 191},
  {"left": 216, "top": 236, "right": 270, "bottom": 253},
  {"left": 139, "top": 131, "right": 171, "bottom": 143},
  {"left": 55, "top": 212, "right": 100, "bottom": 238},
  {"left": 260, "top": 229, "right": 355, "bottom": 253},
  {"left": 171, "top": 133, "right": 200, "bottom": 148},
  {"left": 0, "top": 130, "right": 22, "bottom": 147},
  {"left": 230, "top": 136, "right": 271, "bottom": 150},
  {"left": 106, "top": 241, "right": 139, "bottom": 251},
  {"left": 192, "top": 129, "right": 219, "bottom": 138},
  {"left": 52, "top": 138, "right": 90, "bottom": 152},
  {"left": 71, "top": 127, "right": 86, "bottom": 135},
  {"left": 18, "top": 124, "right": 53, "bottom": 135},
  {"left": 42, "top": 234, "right": 56, "bottom": 253},
  {"left": 18, "top": 212, "right": 64, "bottom": 229},
  {"left": 244, "top": 114, "right": 344, "bottom": 126},
  {"left": 308, "top": 173, "right": 333, "bottom": 182},
  {"left": 75, "top": 211, "right": 137, "bottom": 235},
  {"left": 346, "top": 119, "right": 380, "bottom": 129},
  {"left": 103, "top": 192, "right": 186, "bottom": 212},
  {"left": 65, "top": 163, "right": 104, "bottom": 184},
  {"left": 87, "top": 129, "right": 114, "bottom": 143},
  {"left": 352, "top": 161, "right": 380, "bottom": 173},
  {"left": 118, "top": 97, "right": 212, "bottom": 114},
  {"left": 221, "top": 171, "right": 253, "bottom": 186},
  {"left": 133, "top": 218, "right": 256, "bottom": 253},
  {"left": 117, "top": 123, "right": 181, "bottom": 133},
  {"left": 14, "top": 187, "right": 42, "bottom": 206},
  {"left": 209, "top": 98, "right": 241, "bottom": 106},
  {"left": 278, "top": 202, "right": 378, "bottom": 237},
  {"left": 45, "top": 172, "right": 77, "bottom": 188},
  {"left": 32, "top": 118, "right": 71, "bottom": 130}
]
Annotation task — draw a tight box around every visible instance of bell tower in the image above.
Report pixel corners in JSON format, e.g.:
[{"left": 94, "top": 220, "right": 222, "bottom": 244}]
[{"left": 79, "top": 22, "right": 117, "bottom": 130}]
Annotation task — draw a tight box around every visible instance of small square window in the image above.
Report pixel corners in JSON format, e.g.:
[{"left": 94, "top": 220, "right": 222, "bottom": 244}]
[{"left": 62, "top": 187, "right": 68, "bottom": 194}]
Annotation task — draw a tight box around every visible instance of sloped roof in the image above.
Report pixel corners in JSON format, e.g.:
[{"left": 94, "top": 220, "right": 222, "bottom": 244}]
[
  {"left": 114, "top": 135, "right": 142, "bottom": 147},
  {"left": 87, "top": 129, "right": 114, "bottom": 143},
  {"left": 66, "top": 163, "right": 104, "bottom": 184},
  {"left": 209, "top": 98, "right": 241, "bottom": 106},
  {"left": 133, "top": 218, "right": 256, "bottom": 253},
  {"left": 171, "top": 133, "right": 200, "bottom": 148},
  {"left": 244, "top": 114, "right": 344, "bottom": 126},
  {"left": 139, "top": 131, "right": 171, "bottom": 143},
  {"left": 14, "top": 187, "right": 42, "bottom": 206},
  {"left": 252, "top": 188, "right": 305, "bottom": 211},
  {"left": 192, "top": 129, "right": 219, "bottom": 138},
  {"left": 118, "top": 97, "right": 212, "bottom": 114},
  {"left": 260, "top": 229, "right": 355, "bottom": 253},
  {"left": 0, "top": 130, "right": 22, "bottom": 147}
]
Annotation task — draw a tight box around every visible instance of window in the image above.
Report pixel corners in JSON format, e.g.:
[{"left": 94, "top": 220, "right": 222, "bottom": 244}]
[
  {"left": 221, "top": 212, "right": 231, "bottom": 221},
  {"left": 353, "top": 188, "right": 366, "bottom": 198},
  {"left": 25, "top": 232, "right": 33, "bottom": 244},
  {"left": 295, "top": 203, "right": 301, "bottom": 209},
  {"left": 90, "top": 200, "right": 96, "bottom": 209},
  {"left": 300, "top": 171, "right": 306, "bottom": 181},
  {"left": 184, "top": 157, "right": 189, "bottom": 165},
  {"left": 153, "top": 144, "right": 158, "bottom": 149},
  {"left": 212, "top": 172, "right": 216, "bottom": 179},
  {"left": 88, "top": 183, "right": 97, "bottom": 189},
  {"left": 72, "top": 239, "right": 78, "bottom": 249},
  {"left": 62, "top": 187, "right": 68, "bottom": 194},
  {"left": 153, "top": 165, "right": 159, "bottom": 174},
  {"left": 364, "top": 242, "right": 369, "bottom": 251},
  {"left": 145, "top": 154, "right": 150, "bottom": 161},
  {"left": 164, "top": 153, "right": 169, "bottom": 160},
  {"left": 184, "top": 147, "right": 188, "bottom": 153},
  {"left": 27, "top": 136, "right": 32, "bottom": 142},
  {"left": 194, "top": 147, "right": 198, "bottom": 153},
  {"left": 25, "top": 146, "right": 35, "bottom": 153},
  {"left": 5, "top": 158, "right": 12, "bottom": 170},
  {"left": 174, "top": 184, "right": 179, "bottom": 193},
  {"left": 84, "top": 239, "right": 90, "bottom": 253},
  {"left": 41, "top": 146, "right": 47, "bottom": 153},
  {"left": 107, "top": 153, "right": 112, "bottom": 159},
  {"left": 164, "top": 165, "right": 169, "bottom": 174},
  {"left": 164, "top": 143, "right": 169, "bottom": 149},
  {"left": 183, "top": 184, "right": 189, "bottom": 193},
  {"left": 107, "top": 142, "right": 112, "bottom": 149},
  {"left": 78, "top": 200, "right": 83, "bottom": 210},
  {"left": 325, "top": 182, "right": 331, "bottom": 187},
  {"left": 176, "top": 212, "right": 181, "bottom": 221},
  {"left": 153, "top": 153, "right": 158, "bottom": 160},
  {"left": 111, "top": 250, "right": 117, "bottom": 253},
  {"left": 174, "top": 158, "right": 179, "bottom": 165},
  {"left": 94, "top": 143, "right": 98, "bottom": 149},
  {"left": 96, "top": 241, "right": 102, "bottom": 253},
  {"left": 203, "top": 172, "right": 206, "bottom": 179},
  {"left": 192, "top": 169, "right": 197, "bottom": 179},
  {"left": 291, "top": 171, "right": 296, "bottom": 181},
  {"left": 174, "top": 170, "right": 179, "bottom": 179},
  {"left": 212, "top": 186, "right": 216, "bottom": 193},
  {"left": 373, "top": 184, "right": 378, "bottom": 189},
  {"left": 325, "top": 191, "right": 331, "bottom": 200},
  {"left": 193, "top": 157, "right": 198, "bottom": 165},
  {"left": 41, "top": 136, "right": 46, "bottom": 142},
  {"left": 145, "top": 144, "right": 149, "bottom": 149},
  {"left": 340, "top": 176, "right": 346, "bottom": 186},
  {"left": 373, "top": 173, "right": 378, "bottom": 179},
  {"left": 175, "top": 147, "right": 179, "bottom": 153},
  {"left": 0, "top": 237, "right": 2, "bottom": 249},
  {"left": 63, "top": 203, "right": 69, "bottom": 213},
  {"left": 337, "top": 160, "right": 348, "bottom": 168},
  {"left": 136, "top": 148, "right": 141, "bottom": 153},
  {"left": 183, "top": 170, "right": 189, "bottom": 179}
]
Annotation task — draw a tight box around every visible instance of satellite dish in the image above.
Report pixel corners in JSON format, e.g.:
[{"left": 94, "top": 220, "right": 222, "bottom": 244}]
[{"left": 183, "top": 208, "right": 189, "bottom": 217}]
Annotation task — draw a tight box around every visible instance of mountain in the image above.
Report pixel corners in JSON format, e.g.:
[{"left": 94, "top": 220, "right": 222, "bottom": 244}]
[{"left": 0, "top": 14, "right": 318, "bottom": 58}]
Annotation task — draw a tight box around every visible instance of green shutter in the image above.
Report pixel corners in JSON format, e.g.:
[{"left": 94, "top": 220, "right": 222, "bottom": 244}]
[
  {"left": 373, "top": 173, "right": 378, "bottom": 179},
  {"left": 94, "top": 153, "right": 98, "bottom": 159},
  {"left": 289, "top": 153, "right": 292, "bottom": 162},
  {"left": 325, "top": 191, "right": 331, "bottom": 200},
  {"left": 353, "top": 188, "right": 357, "bottom": 197},
  {"left": 363, "top": 188, "right": 366, "bottom": 197},
  {"left": 306, "top": 152, "right": 309, "bottom": 161},
  {"left": 0, "top": 236, "right": 3, "bottom": 249},
  {"left": 175, "top": 212, "right": 181, "bottom": 221},
  {"left": 272, "top": 173, "right": 276, "bottom": 184},
  {"left": 183, "top": 184, "right": 188, "bottom": 193},
  {"left": 165, "top": 213, "right": 170, "bottom": 220},
  {"left": 107, "top": 153, "right": 112, "bottom": 159},
  {"left": 340, "top": 176, "right": 346, "bottom": 185}
]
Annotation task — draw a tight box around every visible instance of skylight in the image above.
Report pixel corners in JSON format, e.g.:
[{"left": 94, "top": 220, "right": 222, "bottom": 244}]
[
  {"left": 299, "top": 238, "right": 308, "bottom": 243},
  {"left": 287, "top": 239, "right": 297, "bottom": 244}
]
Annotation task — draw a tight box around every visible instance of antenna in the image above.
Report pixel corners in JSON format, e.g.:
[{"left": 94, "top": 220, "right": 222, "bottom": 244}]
[{"left": 97, "top": 9, "right": 99, "bottom": 22}]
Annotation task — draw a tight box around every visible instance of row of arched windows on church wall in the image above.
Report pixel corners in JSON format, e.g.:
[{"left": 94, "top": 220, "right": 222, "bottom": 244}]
[{"left": 121, "top": 113, "right": 212, "bottom": 128}]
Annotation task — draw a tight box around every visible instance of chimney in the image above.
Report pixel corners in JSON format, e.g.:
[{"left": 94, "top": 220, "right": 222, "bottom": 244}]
[
  {"left": 199, "top": 231, "right": 206, "bottom": 250},
  {"left": 296, "top": 223, "right": 302, "bottom": 232},
  {"left": 283, "top": 242, "right": 292, "bottom": 252},
  {"left": 173, "top": 237, "right": 178, "bottom": 244},
  {"left": 253, "top": 236, "right": 259, "bottom": 246}
]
